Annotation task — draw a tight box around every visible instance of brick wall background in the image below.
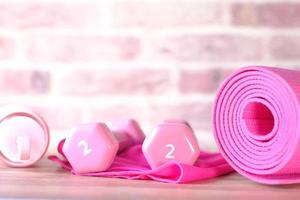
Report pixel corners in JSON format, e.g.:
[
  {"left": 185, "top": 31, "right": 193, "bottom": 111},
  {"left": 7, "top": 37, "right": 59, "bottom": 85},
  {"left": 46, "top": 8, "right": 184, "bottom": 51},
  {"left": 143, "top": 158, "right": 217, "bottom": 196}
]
[{"left": 0, "top": 0, "right": 299, "bottom": 152}]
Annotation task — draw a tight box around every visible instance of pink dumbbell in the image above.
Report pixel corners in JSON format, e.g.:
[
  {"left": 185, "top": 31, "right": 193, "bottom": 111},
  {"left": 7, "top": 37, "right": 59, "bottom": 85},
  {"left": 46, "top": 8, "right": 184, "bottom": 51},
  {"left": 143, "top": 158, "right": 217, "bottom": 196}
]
[
  {"left": 0, "top": 105, "right": 50, "bottom": 167},
  {"left": 142, "top": 120, "right": 200, "bottom": 168},
  {"left": 63, "top": 119, "right": 145, "bottom": 173}
]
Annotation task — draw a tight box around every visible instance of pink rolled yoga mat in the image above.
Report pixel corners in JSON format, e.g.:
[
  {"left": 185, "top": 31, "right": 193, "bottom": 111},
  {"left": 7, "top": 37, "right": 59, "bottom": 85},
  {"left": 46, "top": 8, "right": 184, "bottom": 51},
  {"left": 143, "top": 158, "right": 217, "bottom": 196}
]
[{"left": 213, "top": 66, "right": 300, "bottom": 184}]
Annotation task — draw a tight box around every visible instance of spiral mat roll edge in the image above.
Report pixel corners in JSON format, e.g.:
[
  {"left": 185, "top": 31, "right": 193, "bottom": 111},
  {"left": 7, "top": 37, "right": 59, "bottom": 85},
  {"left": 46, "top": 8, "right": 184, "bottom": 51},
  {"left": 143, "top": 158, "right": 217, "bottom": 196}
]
[{"left": 213, "top": 66, "right": 300, "bottom": 184}]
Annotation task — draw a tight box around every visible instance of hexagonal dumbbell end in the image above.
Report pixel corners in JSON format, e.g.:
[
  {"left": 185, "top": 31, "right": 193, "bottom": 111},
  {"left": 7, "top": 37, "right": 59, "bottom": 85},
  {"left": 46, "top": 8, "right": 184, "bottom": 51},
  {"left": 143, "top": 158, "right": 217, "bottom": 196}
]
[
  {"left": 63, "top": 123, "right": 119, "bottom": 174},
  {"left": 63, "top": 119, "right": 145, "bottom": 174},
  {"left": 142, "top": 120, "right": 200, "bottom": 169}
]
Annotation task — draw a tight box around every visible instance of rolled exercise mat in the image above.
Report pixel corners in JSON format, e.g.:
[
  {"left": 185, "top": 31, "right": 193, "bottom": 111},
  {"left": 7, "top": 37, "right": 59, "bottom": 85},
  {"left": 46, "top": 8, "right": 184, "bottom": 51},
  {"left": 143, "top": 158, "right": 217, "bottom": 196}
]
[{"left": 213, "top": 66, "right": 300, "bottom": 185}]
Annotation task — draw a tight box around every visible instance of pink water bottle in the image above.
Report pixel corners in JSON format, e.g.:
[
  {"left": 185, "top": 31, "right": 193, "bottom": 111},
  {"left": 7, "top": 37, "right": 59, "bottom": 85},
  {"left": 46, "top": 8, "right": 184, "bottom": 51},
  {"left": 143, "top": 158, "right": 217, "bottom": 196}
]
[{"left": 0, "top": 105, "right": 50, "bottom": 167}]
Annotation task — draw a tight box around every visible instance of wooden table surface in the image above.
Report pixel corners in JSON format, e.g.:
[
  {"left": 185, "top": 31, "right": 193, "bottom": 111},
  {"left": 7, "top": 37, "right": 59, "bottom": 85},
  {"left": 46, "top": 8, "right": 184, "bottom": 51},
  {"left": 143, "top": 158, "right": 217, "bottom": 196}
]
[{"left": 0, "top": 159, "right": 300, "bottom": 200}]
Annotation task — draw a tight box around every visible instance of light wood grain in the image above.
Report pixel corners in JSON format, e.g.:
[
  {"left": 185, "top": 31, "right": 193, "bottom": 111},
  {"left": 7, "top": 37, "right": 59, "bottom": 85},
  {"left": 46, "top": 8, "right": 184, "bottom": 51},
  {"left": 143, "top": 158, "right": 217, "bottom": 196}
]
[{"left": 0, "top": 159, "right": 299, "bottom": 200}]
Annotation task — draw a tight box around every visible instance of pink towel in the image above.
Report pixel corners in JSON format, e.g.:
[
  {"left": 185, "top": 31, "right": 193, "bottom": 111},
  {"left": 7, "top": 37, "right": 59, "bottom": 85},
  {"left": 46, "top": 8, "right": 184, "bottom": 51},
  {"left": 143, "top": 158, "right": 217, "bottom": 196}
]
[
  {"left": 213, "top": 66, "right": 300, "bottom": 184},
  {"left": 48, "top": 139, "right": 234, "bottom": 183}
]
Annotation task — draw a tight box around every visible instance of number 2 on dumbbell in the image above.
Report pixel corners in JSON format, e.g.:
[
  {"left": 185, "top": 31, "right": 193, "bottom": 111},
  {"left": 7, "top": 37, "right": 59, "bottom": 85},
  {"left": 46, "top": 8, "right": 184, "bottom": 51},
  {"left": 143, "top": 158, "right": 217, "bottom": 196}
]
[
  {"left": 165, "top": 144, "right": 175, "bottom": 159},
  {"left": 142, "top": 121, "right": 201, "bottom": 169},
  {"left": 78, "top": 140, "right": 92, "bottom": 156}
]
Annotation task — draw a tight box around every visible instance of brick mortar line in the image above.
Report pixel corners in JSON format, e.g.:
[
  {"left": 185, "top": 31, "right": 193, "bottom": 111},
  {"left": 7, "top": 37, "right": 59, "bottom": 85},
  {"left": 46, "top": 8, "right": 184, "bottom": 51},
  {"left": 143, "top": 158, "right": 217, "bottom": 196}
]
[
  {"left": 2, "top": 27, "right": 300, "bottom": 36},
  {"left": 2, "top": 28, "right": 300, "bottom": 35},
  {"left": 0, "top": 0, "right": 297, "bottom": 3},
  {"left": 0, "top": 95, "right": 215, "bottom": 105},
  {"left": 0, "top": 61, "right": 298, "bottom": 70}
]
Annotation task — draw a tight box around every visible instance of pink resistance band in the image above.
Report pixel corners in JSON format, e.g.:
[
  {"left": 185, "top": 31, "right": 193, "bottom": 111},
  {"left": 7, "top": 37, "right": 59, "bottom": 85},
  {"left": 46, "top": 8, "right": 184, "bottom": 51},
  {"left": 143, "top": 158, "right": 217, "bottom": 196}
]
[
  {"left": 213, "top": 66, "right": 300, "bottom": 185},
  {"left": 49, "top": 139, "right": 234, "bottom": 183}
]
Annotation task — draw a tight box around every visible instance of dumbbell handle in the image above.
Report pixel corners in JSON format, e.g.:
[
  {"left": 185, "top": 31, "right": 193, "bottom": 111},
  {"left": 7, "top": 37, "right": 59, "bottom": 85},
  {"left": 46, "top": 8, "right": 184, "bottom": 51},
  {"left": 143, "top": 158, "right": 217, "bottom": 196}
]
[
  {"left": 109, "top": 120, "right": 145, "bottom": 152},
  {"left": 112, "top": 131, "right": 135, "bottom": 152}
]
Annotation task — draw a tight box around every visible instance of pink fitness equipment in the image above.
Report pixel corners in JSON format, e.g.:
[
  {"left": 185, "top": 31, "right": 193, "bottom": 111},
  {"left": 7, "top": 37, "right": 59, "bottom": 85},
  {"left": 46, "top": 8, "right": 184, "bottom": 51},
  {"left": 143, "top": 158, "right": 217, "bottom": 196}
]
[
  {"left": 0, "top": 105, "right": 49, "bottom": 167},
  {"left": 49, "top": 119, "right": 233, "bottom": 183},
  {"left": 214, "top": 66, "right": 300, "bottom": 184},
  {"left": 142, "top": 120, "right": 200, "bottom": 169},
  {"left": 62, "top": 119, "right": 145, "bottom": 174}
]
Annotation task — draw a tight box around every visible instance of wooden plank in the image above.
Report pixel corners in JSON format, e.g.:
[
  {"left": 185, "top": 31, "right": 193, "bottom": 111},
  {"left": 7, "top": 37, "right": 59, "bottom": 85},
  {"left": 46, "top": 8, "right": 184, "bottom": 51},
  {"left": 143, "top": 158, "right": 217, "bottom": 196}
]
[{"left": 0, "top": 160, "right": 299, "bottom": 199}]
